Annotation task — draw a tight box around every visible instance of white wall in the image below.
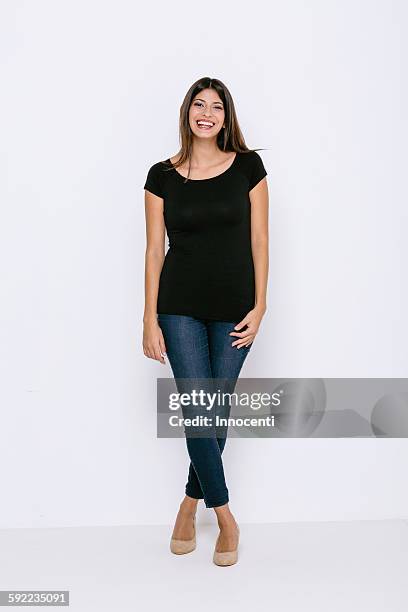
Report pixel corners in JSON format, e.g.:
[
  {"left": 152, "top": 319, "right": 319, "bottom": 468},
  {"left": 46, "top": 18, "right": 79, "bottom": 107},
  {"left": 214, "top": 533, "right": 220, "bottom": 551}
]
[{"left": 0, "top": 0, "right": 407, "bottom": 529}]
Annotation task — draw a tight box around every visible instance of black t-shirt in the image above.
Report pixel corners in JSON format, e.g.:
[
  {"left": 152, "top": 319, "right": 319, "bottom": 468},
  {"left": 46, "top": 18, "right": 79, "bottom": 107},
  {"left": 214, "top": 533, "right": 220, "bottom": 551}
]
[{"left": 144, "top": 150, "right": 267, "bottom": 322}]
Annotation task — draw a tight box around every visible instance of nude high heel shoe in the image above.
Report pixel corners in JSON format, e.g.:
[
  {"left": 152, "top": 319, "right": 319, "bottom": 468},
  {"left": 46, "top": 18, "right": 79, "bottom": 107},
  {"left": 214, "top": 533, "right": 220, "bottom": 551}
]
[
  {"left": 170, "top": 514, "right": 196, "bottom": 554},
  {"left": 213, "top": 524, "right": 240, "bottom": 566}
]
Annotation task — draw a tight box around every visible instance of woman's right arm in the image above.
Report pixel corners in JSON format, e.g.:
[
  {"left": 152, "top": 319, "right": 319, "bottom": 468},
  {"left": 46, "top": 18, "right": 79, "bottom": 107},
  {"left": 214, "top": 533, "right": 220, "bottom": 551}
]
[{"left": 143, "top": 190, "right": 167, "bottom": 364}]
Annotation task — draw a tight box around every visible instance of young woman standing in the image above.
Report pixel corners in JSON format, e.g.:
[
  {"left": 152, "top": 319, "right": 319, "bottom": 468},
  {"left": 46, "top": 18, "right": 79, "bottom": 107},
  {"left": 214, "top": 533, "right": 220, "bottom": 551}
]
[{"left": 143, "top": 76, "right": 269, "bottom": 566}]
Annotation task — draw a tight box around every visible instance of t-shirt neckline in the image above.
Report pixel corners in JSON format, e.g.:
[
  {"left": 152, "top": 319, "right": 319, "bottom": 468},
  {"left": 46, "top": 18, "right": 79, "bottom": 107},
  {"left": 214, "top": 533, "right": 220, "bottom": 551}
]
[{"left": 167, "top": 152, "right": 239, "bottom": 182}]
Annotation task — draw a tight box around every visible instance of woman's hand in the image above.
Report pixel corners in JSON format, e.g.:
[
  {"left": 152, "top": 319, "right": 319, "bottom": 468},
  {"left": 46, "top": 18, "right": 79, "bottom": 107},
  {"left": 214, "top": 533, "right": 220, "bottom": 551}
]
[
  {"left": 143, "top": 318, "right": 167, "bottom": 364},
  {"left": 229, "top": 305, "right": 266, "bottom": 349}
]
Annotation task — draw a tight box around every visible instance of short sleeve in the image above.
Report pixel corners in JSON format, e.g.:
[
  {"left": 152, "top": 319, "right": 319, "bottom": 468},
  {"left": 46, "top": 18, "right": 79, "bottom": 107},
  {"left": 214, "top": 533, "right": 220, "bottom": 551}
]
[
  {"left": 144, "top": 162, "right": 164, "bottom": 198},
  {"left": 249, "top": 152, "right": 267, "bottom": 191}
]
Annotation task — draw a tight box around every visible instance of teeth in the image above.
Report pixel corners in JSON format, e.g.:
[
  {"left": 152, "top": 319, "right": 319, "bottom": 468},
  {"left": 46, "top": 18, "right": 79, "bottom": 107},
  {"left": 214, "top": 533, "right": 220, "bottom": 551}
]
[{"left": 197, "top": 121, "right": 214, "bottom": 127}]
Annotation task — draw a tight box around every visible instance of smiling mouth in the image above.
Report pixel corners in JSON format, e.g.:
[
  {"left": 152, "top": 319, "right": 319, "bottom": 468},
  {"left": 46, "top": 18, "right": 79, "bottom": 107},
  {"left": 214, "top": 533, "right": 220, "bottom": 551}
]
[{"left": 196, "top": 120, "right": 215, "bottom": 130}]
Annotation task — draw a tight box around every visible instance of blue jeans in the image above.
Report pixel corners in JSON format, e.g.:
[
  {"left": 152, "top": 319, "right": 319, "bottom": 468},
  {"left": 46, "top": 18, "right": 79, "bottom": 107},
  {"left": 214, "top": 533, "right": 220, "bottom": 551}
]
[{"left": 157, "top": 314, "right": 252, "bottom": 508}]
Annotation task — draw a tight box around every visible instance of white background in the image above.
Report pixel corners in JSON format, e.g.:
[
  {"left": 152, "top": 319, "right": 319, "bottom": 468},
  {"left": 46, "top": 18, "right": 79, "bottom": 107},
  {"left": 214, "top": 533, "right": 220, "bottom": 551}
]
[{"left": 0, "top": 0, "right": 407, "bottom": 529}]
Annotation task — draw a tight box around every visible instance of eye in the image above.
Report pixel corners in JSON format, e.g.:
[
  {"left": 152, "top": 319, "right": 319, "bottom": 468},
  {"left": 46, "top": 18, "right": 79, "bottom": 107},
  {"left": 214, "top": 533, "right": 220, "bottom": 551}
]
[{"left": 193, "top": 101, "right": 223, "bottom": 111}]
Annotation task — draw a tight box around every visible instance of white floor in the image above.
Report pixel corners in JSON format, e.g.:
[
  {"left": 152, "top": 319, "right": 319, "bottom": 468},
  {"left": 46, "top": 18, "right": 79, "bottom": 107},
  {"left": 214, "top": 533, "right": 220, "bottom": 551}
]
[{"left": 0, "top": 520, "right": 407, "bottom": 611}]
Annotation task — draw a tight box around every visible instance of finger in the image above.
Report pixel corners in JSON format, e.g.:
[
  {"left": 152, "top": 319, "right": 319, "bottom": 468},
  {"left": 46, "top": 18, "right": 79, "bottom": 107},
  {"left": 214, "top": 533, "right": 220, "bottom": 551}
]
[
  {"left": 148, "top": 346, "right": 157, "bottom": 360},
  {"left": 232, "top": 331, "right": 253, "bottom": 340},
  {"left": 233, "top": 319, "right": 249, "bottom": 331},
  {"left": 231, "top": 333, "right": 253, "bottom": 346},
  {"left": 230, "top": 330, "right": 252, "bottom": 338},
  {"left": 232, "top": 336, "right": 254, "bottom": 348},
  {"left": 153, "top": 346, "right": 165, "bottom": 364},
  {"left": 159, "top": 335, "right": 167, "bottom": 357},
  {"left": 236, "top": 340, "right": 253, "bottom": 349}
]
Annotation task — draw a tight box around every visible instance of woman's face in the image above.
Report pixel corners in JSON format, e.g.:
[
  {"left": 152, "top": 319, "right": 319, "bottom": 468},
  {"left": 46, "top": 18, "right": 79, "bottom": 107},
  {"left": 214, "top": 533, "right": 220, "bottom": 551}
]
[{"left": 188, "top": 88, "right": 225, "bottom": 140}]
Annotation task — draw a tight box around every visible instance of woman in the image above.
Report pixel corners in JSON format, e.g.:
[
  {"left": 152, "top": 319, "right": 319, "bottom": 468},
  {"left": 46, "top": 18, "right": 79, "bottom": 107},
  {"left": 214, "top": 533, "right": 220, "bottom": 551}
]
[{"left": 143, "top": 76, "right": 269, "bottom": 566}]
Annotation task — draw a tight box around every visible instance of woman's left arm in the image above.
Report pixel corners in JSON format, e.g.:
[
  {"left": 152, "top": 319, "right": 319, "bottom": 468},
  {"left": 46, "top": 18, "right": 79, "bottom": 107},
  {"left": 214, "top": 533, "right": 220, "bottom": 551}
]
[{"left": 230, "top": 177, "right": 269, "bottom": 348}]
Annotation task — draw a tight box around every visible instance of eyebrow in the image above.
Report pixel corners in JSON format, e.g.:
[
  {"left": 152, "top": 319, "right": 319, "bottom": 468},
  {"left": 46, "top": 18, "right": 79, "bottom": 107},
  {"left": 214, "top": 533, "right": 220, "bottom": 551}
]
[{"left": 194, "top": 98, "right": 224, "bottom": 106}]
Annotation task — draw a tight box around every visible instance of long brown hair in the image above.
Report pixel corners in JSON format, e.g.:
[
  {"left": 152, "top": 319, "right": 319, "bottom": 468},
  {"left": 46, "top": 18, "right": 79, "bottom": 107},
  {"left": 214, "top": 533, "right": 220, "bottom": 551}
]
[{"left": 162, "top": 76, "right": 265, "bottom": 182}]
